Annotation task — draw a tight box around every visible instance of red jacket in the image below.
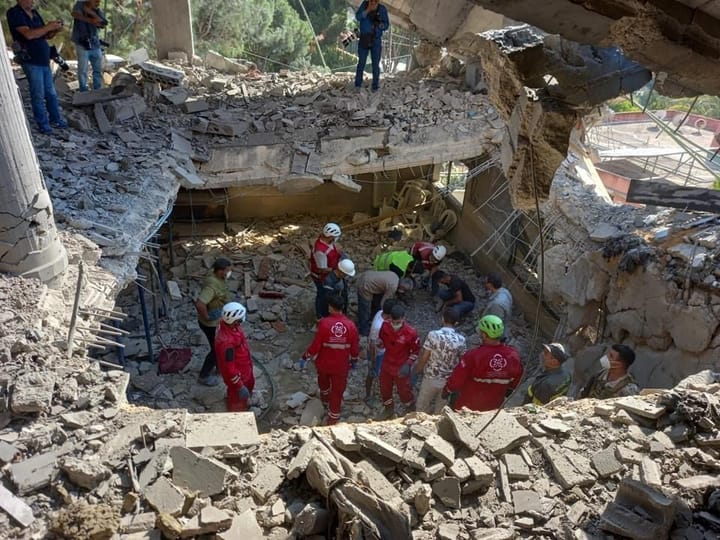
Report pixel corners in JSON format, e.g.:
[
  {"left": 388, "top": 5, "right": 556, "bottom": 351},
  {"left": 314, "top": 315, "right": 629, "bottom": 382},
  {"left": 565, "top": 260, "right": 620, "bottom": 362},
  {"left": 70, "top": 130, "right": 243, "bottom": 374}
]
[
  {"left": 310, "top": 238, "right": 341, "bottom": 282},
  {"left": 214, "top": 321, "right": 253, "bottom": 386},
  {"left": 446, "top": 343, "right": 523, "bottom": 411},
  {"left": 411, "top": 241, "right": 436, "bottom": 271},
  {"left": 378, "top": 321, "right": 420, "bottom": 375},
  {"left": 305, "top": 313, "right": 359, "bottom": 374}
]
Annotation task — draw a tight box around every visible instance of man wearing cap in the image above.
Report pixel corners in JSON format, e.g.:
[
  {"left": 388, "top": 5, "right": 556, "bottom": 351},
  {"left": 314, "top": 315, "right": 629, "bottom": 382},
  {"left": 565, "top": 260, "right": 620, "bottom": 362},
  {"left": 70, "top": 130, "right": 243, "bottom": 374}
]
[
  {"left": 524, "top": 343, "right": 571, "bottom": 405},
  {"left": 579, "top": 344, "right": 639, "bottom": 399},
  {"left": 320, "top": 258, "right": 356, "bottom": 318},
  {"left": 302, "top": 295, "right": 360, "bottom": 425},
  {"left": 444, "top": 315, "right": 523, "bottom": 412},
  {"left": 194, "top": 258, "right": 233, "bottom": 386}
]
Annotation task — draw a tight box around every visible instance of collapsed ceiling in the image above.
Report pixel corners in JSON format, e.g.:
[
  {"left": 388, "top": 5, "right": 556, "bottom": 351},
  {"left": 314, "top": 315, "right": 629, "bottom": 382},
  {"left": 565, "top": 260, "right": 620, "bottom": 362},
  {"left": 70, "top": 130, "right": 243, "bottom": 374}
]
[{"left": 358, "top": 0, "right": 720, "bottom": 97}]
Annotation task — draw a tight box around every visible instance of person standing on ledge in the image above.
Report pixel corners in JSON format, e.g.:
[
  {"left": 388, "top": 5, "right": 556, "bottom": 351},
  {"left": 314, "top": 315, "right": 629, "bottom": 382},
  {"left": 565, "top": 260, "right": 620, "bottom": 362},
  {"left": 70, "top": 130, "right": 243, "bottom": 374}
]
[
  {"left": 354, "top": 0, "right": 389, "bottom": 92},
  {"left": 71, "top": 0, "right": 107, "bottom": 92}
]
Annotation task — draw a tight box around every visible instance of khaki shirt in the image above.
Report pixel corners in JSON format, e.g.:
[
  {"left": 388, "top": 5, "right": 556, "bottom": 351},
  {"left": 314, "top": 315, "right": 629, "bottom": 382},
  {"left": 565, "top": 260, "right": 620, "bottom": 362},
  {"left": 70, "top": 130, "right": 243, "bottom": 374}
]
[
  {"left": 197, "top": 273, "right": 231, "bottom": 327},
  {"left": 356, "top": 270, "right": 399, "bottom": 302}
]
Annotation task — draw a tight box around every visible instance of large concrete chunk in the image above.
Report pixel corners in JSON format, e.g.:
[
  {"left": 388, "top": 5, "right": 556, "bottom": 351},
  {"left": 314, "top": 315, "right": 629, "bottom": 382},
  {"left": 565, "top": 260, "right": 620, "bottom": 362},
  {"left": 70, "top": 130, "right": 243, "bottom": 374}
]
[
  {"left": 185, "top": 412, "right": 259, "bottom": 448},
  {"left": 171, "top": 446, "right": 237, "bottom": 497},
  {"left": 10, "top": 444, "right": 74, "bottom": 495},
  {"left": 355, "top": 428, "right": 404, "bottom": 462},
  {"left": 11, "top": 372, "right": 55, "bottom": 413},
  {"left": 432, "top": 477, "right": 461, "bottom": 509},
  {"left": 591, "top": 445, "right": 624, "bottom": 478},
  {"left": 104, "top": 94, "right": 148, "bottom": 122},
  {"left": 599, "top": 479, "right": 676, "bottom": 540},
  {"left": 512, "top": 490, "right": 542, "bottom": 515},
  {"left": 144, "top": 476, "right": 186, "bottom": 516},
  {"left": 424, "top": 434, "right": 456, "bottom": 467},
  {"left": 470, "top": 410, "right": 530, "bottom": 455},
  {"left": 60, "top": 457, "right": 110, "bottom": 490},
  {"left": 217, "top": 509, "right": 262, "bottom": 540},
  {"left": 0, "top": 484, "right": 34, "bottom": 527},
  {"left": 614, "top": 397, "right": 666, "bottom": 420},
  {"left": 442, "top": 407, "right": 480, "bottom": 451},
  {"left": 538, "top": 441, "right": 595, "bottom": 489},
  {"left": 250, "top": 463, "right": 284, "bottom": 502}
]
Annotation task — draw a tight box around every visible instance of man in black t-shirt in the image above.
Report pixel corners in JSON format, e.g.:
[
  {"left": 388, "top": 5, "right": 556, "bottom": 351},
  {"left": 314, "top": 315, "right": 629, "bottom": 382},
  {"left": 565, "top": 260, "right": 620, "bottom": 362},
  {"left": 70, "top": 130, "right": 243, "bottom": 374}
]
[
  {"left": 434, "top": 271, "right": 476, "bottom": 319},
  {"left": 6, "top": 0, "right": 68, "bottom": 134}
]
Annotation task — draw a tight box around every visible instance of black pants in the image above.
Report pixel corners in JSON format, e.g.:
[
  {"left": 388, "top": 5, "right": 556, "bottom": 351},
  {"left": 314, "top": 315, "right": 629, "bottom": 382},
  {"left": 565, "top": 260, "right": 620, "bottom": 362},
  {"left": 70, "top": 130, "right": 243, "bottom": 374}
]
[{"left": 198, "top": 322, "right": 217, "bottom": 378}]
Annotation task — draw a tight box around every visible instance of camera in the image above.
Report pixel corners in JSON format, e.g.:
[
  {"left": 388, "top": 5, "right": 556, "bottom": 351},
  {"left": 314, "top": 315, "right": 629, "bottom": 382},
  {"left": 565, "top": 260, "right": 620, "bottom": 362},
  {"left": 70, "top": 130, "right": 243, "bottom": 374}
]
[
  {"left": 49, "top": 46, "right": 70, "bottom": 72},
  {"left": 11, "top": 41, "right": 31, "bottom": 64},
  {"left": 341, "top": 28, "right": 359, "bottom": 48}
]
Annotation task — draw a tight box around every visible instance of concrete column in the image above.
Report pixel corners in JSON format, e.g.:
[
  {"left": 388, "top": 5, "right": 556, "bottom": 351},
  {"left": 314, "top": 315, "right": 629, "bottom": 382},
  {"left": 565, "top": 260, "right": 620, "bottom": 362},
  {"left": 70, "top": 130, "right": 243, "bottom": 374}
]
[
  {"left": 151, "top": 0, "right": 195, "bottom": 61},
  {"left": 0, "top": 28, "right": 67, "bottom": 283}
]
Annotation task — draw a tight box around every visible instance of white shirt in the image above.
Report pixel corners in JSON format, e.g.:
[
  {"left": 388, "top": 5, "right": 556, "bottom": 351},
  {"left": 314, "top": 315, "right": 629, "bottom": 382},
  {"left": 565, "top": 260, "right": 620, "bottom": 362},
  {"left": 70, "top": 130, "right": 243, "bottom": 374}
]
[{"left": 369, "top": 310, "right": 386, "bottom": 353}]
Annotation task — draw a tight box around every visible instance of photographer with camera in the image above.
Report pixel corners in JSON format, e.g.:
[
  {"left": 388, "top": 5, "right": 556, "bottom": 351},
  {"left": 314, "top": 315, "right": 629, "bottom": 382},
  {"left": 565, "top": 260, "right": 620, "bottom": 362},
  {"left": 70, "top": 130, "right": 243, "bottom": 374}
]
[
  {"left": 354, "top": 0, "right": 389, "bottom": 92},
  {"left": 71, "top": 0, "right": 107, "bottom": 92},
  {"left": 6, "top": 0, "right": 68, "bottom": 134}
]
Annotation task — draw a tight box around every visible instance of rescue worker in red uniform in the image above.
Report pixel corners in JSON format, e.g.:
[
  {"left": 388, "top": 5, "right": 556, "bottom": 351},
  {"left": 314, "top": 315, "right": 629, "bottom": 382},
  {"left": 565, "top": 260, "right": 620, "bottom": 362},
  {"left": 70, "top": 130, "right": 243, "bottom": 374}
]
[
  {"left": 310, "top": 223, "right": 343, "bottom": 320},
  {"left": 214, "top": 302, "right": 254, "bottom": 412},
  {"left": 444, "top": 315, "right": 523, "bottom": 411},
  {"left": 409, "top": 242, "right": 447, "bottom": 294},
  {"left": 302, "top": 295, "right": 360, "bottom": 425},
  {"left": 378, "top": 303, "right": 420, "bottom": 419}
]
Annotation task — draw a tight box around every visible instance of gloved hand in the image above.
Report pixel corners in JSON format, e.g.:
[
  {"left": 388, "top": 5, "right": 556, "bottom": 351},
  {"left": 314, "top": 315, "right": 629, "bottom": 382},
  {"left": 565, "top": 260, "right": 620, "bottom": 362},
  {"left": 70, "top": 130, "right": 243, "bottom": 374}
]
[
  {"left": 208, "top": 308, "right": 222, "bottom": 321},
  {"left": 398, "top": 363, "right": 411, "bottom": 378},
  {"left": 237, "top": 385, "right": 250, "bottom": 400}
]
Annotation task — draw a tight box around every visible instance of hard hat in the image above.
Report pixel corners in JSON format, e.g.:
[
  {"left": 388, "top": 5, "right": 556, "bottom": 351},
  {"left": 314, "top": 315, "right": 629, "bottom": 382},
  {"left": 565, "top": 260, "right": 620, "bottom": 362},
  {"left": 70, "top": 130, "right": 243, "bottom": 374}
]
[
  {"left": 432, "top": 245, "right": 447, "bottom": 261},
  {"left": 222, "top": 302, "right": 247, "bottom": 324},
  {"left": 477, "top": 314, "right": 504, "bottom": 339},
  {"left": 322, "top": 222, "right": 342, "bottom": 239},
  {"left": 338, "top": 259, "right": 356, "bottom": 277}
]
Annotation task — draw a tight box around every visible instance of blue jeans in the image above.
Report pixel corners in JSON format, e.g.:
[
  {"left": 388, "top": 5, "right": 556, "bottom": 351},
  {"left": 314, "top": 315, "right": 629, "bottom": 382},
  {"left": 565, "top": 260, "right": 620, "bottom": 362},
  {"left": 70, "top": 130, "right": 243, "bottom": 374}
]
[
  {"left": 76, "top": 46, "right": 103, "bottom": 92},
  {"left": 438, "top": 289, "right": 475, "bottom": 318},
  {"left": 21, "top": 63, "right": 62, "bottom": 130},
  {"left": 355, "top": 41, "right": 382, "bottom": 90}
]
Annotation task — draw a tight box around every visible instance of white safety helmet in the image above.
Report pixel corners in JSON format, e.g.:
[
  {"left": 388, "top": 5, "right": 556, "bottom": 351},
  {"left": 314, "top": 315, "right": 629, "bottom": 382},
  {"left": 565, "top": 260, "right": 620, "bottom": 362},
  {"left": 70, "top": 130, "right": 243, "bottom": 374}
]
[
  {"left": 322, "top": 222, "right": 342, "bottom": 239},
  {"left": 338, "top": 259, "right": 356, "bottom": 277},
  {"left": 222, "top": 302, "right": 246, "bottom": 324},
  {"left": 432, "top": 245, "right": 447, "bottom": 261}
]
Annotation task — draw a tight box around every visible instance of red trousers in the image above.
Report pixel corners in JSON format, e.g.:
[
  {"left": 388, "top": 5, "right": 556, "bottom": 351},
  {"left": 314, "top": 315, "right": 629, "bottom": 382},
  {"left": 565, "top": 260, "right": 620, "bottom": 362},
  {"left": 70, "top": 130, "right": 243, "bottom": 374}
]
[
  {"left": 225, "top": 367, "right": 255, "bottom": 412},
  {"left": 379, "top": 368, "right": 414, "bottom": 407},
  {"left": 317, "top": 370, "right": 349, "bottom": 425}
]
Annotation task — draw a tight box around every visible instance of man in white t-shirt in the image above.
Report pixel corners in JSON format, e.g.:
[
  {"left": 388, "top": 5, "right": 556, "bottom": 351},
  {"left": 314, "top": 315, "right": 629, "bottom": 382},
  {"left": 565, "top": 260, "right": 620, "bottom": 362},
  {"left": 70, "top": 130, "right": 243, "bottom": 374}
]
[
  {"left": 365, "top": 298, "right": 395, "bottom": 403},
  {"left": 413, "top": 307, "right": 466, "bottom": 413}
]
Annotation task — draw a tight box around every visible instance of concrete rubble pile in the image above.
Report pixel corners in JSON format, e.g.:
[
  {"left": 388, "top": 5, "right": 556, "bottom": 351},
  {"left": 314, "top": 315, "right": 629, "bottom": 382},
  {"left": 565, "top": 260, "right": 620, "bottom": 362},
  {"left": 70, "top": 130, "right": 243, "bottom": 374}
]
[
  {"left": 541, "top": 152, "right": 720, "bottom": 390},
  {"left": 1, "top": 351, "right": 720, "bottom": 539}
]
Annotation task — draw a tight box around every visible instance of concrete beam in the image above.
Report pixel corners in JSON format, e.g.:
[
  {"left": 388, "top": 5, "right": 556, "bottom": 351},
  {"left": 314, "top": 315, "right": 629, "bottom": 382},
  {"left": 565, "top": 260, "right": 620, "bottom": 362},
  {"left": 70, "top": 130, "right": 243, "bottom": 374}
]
[{"left": 150, "top": 0, "right": 195, "bottom": 61}]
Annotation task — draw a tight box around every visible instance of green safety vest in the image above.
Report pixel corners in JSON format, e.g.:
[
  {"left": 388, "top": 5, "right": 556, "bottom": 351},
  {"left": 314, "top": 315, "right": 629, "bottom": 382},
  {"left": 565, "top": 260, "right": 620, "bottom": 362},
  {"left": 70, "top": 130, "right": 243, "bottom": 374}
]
[{"left": 373, "top": 251, "right": 415, "bottom": 274}]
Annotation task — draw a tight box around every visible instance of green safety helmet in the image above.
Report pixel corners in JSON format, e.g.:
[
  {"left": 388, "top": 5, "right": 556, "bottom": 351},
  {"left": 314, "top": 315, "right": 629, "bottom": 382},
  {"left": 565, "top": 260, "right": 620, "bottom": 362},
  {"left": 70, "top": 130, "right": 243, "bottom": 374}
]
[{"left": 477, "top": 315, "right": 504, "bottom": 339}]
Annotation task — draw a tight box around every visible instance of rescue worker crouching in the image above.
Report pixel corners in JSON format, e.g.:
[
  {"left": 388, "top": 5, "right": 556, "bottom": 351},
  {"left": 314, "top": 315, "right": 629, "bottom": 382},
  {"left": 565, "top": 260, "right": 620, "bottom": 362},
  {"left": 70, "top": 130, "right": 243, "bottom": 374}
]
[
  {"left": 320, "top": 258, "right": 356, "bottom": 318},
  {"left": 214, "top": 302, "right": 254, "bottom": 412},
  {"left": 301, "top": 295, "right": 360, "bottom": 425},
  {"left": 410, "top": 242, "right": 447, "bottom": 294}
]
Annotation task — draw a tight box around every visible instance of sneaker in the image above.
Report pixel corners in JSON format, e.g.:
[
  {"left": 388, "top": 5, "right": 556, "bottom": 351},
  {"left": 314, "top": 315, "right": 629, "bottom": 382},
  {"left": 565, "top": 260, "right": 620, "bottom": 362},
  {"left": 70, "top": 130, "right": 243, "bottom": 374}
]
[
  {"left": 38, "top": 125, "right": 53, "bottom": 135},
  {"left": 198, "top": 375, "right": 220, "bottom": 387},
  {"left": 52, "top": 120, "right": 69, "bottom": 129}
]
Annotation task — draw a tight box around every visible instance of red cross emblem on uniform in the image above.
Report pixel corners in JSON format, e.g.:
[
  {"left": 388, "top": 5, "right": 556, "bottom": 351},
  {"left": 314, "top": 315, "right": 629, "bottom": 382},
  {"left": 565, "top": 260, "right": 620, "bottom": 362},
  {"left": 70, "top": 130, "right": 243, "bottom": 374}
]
[
  {"left": 489, "top": 354, "right": 507, "bottom": 371},
  {"left": 331, "top": 322, "right": 347, "bottom": 338}
]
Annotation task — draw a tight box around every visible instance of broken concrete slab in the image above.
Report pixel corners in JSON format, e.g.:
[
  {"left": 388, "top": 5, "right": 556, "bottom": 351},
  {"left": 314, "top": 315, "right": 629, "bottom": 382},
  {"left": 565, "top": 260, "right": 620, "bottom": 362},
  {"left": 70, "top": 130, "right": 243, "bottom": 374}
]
[
  {"left": 0, "top": 484, "right": 34, "bottom": 528},
  {"left": 640, "top": 456, "right": 662, "bottom": 488},
  {"left": 10, "top": 371, "right": 55, "bottom": 413},
  {"left": 470, "top": 528, "right": 515, "bottom": 540},
  {"left": 143, "top": 476, "right": 186, "bottom": 516},
  {"left": 449, "top": 459, "right": 472, "bottom": 482},
  {"left": 424, "top": 434, "right": 456, "bottom": 467},
  {"left": 591, "top": 445, "right": 624, "bottom": 478},
  {"left": 94, "top": 102, "right": 112, "bottom": 134},
  {"left": 538, "top": 441, "right": 595, "bottom": 489},
  {"left": 299, "top": 398, "right": 325, "bottom": 427},
  {"left": 675, "top": 474, "right": 717, "bottom": 490},
  {"left": 0, "top": 441, "right": 19, "bottom": 464},
  {"left": 287, "top": 439, "right": 318, "bottom": 480},
  {"left": 465, "top": 455, "right": 494, "bottom": 486},
  {"left": 119, "top": 512, "right": 157, "bottom": 534},
  {"left": 138, "top": 448, "right": 171, "bottom": 489},
  {"left": 330, "top": 424, "right": 359, "bottom": 452},
  {"left": 72, "top": 85, "right": 135, "bottom": 106},
  {"left": 250, "top": 463, "right": 284, "bottom": 502},
  {"left": 104, "top": 94, "right": 148, "bottom": 123},
  {"left": 599, "top": 479, "right": 676, "bottom": 540},
  {"left": 356, "top": 459, "right": 403, "bottom": 502},
  {"left": 356, "top": 428, "right": 404, "bottom": 462},
  {"left": 470, "top": 410, "right": 531, "bottom": 455},
  {"left": 60, "top": 457, "right": 110, "bottom": 490},
  {"left": 171, "top": 446, "right": 237, "bottom": 497},
  {"left": 180, "top": 506, "right": 233, "bottom": 538},
  {"left": 215, "top": 510, "right": 265, "bottom": 540},
  {"left": 538, "top": 418, "right": 573, "bottom": 435},
  {"left": 402, "top": 436, "right": 428, "bottom": 471},
  {"left": 185, "top": 412, "right": 259, "bottom": 448},
  {"left": 10, "top": 443, "right": 74, "bottom": 495},
  {"left": 432, "top": 476, "right": 461, "bottom": 509},
  {"left": 503, "top": 453, "right": 531, "bottom": 480},
  {"left": 182, "top": 99, "right": 209, "bottom": 114},
  {"left": 614, "top": 397, "right": 666, "bottom": 420},
  {"left": 512, "top": 489, "right": 542, "bottom": 515}
]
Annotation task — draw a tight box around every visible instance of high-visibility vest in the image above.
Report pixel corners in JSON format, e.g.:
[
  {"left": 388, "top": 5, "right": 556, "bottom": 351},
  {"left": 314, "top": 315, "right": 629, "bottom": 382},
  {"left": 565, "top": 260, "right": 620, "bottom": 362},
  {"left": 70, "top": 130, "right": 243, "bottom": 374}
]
[{"left": 373, "top": 251, "right": 414, "bottom": 274}]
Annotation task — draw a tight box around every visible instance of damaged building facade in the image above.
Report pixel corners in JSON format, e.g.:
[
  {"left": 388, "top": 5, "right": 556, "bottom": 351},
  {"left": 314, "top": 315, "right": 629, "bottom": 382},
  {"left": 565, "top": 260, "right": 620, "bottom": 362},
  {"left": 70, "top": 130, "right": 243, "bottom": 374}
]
[{"left": 0, "top": 0, "right": 720, "bottom": 537}]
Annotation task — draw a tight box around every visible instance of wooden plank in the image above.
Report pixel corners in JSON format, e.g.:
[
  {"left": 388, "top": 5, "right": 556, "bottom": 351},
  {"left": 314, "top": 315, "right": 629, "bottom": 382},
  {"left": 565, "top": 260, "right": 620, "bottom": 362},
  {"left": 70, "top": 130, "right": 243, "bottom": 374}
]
[
  {"left": 343, "top": 201, "right": 431, "bottom": 231},
  {"left": 626, "top": 179, "right": 720, "bottom": 213}
]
